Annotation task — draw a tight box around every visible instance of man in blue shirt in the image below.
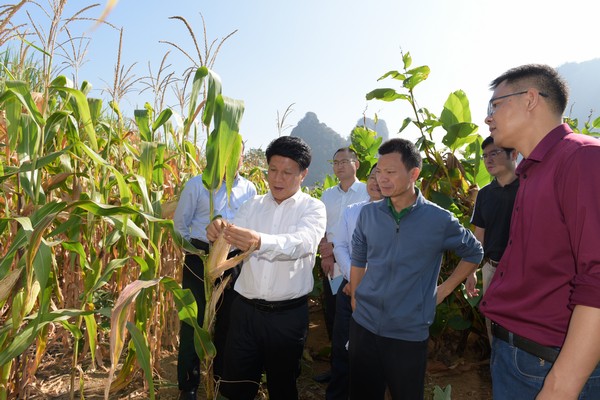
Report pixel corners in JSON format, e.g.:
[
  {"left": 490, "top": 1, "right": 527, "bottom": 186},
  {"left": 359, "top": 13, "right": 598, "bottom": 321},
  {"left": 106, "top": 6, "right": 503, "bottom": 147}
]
[
  {"left": 349, "top": 138, "right": 483, "bottom": 400},
  {"left": 327, "top": 163, "right": 381, "bottom": 400},
  {"left": 173, "top": 153, "right": 256, "bottom": 400}
]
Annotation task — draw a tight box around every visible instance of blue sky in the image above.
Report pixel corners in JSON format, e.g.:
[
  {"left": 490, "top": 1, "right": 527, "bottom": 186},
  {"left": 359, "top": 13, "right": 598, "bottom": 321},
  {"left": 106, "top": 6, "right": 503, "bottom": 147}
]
[{"left": 9, "top": 0, "right": 600, "bottom": 149}]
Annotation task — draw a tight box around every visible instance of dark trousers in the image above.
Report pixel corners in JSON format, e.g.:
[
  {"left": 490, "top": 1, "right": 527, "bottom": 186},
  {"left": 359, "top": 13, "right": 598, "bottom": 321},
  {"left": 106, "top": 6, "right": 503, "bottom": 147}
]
[
  {"left": 349, "top": 318, "right": 428, "bottom": 400},
  {"left": 321, "top": 273, "right": 336, "bottom": 341},
  {"left": 219, "top": 295, "right": 309, "bottom": 400},
  {"left": 326, "top": 279, "right": 351, "bottom": 400},
  {"left": 177, "top": 240, "right": 240, "bottom": 391}
]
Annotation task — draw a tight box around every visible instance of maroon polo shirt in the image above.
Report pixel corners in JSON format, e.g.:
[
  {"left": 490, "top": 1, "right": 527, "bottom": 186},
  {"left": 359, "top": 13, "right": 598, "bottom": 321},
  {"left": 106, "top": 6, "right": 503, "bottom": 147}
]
[{"left": 480, "top": 124, "right": 600, "bottom": 347}]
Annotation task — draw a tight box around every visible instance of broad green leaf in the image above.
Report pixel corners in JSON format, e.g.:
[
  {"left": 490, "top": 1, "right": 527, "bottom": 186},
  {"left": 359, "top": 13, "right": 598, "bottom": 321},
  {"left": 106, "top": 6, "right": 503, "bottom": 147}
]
[
  {"left": 77, "top": 142, "right": 132, "bottom": 204},
  {"left": 403, "top": 52, "right": 412, "bottom": 70},
  {"left": 51, "top": 86, "right": 98, "bottom": 151},
  {"left": 440, "top": 90, "right": 472, "bottom": 129},
  {"left": 403, "top": 65, "right": 430, "bottom": 90},
  {"left": 377, "top": 70, "right": 406, "bottom": 81},
  {"left": 202, "top": 95, "right": 244, "bottom": 195},
  {"left": 88, "top": 98, "right": 103, "bottom": 125},
  {"left": 59, "top": 320, "right": 83, "bottom": 340},
  {"left": 201, "top": 69, "right": 223, "bottom": 128},
  {"left": 4, "top": 81, "right": 44, "bottom": 126},
  {"left": 134, "top": 109, "right": 151, "bottom": 142},
  {"left": 186, "top": 66, "right": 209, "bottom": 131},
  {"left": 442, "top": 122, "right": 478, "bottom": 150},
  {"left": 108, "top": 215, "right": 148, "bottom": 240},
  {"left": 89, "top": 258, "right": 128, "bottom": 293},
  {"left": 151, "top": 108, "right": 173, "bottom": 132},
  {"left": 0, "top": 309, "right": 94, "bottom": 366},
  {"left": 365, "top": 88, "right": 410, "bottom": 102},
  {"left": 126, "top": 322, "right": 155, "bottom": 399},
  {"left": 161, "top": 277, "right": 216, "bottom": 360},
  {"left": 32, "top": 241, "right": 52, "bottom": 296}
]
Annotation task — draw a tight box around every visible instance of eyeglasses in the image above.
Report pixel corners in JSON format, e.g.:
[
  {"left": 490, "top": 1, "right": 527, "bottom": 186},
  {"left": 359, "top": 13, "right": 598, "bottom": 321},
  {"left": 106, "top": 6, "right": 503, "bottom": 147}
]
[
  {"left": 482, "top": 150, "right": 505, "bottom": 160},
  {"left": 329, "top": 159, "right": 355, "bottom": 167},
  {"left": 487, "top": 90, "right": 548, "bottom": 116}
]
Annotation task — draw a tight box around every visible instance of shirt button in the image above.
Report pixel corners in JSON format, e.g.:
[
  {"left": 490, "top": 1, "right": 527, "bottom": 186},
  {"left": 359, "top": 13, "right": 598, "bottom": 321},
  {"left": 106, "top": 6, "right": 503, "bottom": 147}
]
[
  {"left": 509, "top": 239, "right": 512, "bottom": 245},
  {"left": 482, "top": 301, "right": 487, "bottom": 306},
  {"left": 523, "top": 174, "right": 527, "bottom": 179},
  {"left": 500, "top": 272, "right": 504, "bottom": 277}
]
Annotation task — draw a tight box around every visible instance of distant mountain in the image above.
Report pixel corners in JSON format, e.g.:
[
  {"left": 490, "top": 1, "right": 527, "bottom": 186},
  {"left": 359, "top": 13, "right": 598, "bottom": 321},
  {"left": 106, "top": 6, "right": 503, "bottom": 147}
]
[
  {"left": 290, "top": 112, "right": 349, "bottom": 187},
  {"left": 289, "top": 113, "right": 391, "bottom": 187},
  {"left": 558, "top": 58, "right": 600, "bottom": 123},
  {"left": 356, "top": 117, "right": 389, "bottom": 142}
]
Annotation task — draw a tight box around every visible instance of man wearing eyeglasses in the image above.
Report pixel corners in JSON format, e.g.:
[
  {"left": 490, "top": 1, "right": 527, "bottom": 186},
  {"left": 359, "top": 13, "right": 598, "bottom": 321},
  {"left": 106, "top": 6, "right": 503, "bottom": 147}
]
[
  {"left": 315, "top": 147, "right": 369, "bottom": 385},
  {"left": 480, "top": 64, "right": 600, "bottom": 399},
  {"left": 465, "top": 136, "right": 518, "bottom": 345}
]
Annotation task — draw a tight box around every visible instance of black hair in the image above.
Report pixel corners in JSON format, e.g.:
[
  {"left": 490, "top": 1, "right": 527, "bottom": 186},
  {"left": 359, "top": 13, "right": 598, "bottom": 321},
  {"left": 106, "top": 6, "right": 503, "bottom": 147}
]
[
  {"left": 333, "top": 147, "right": 358, "bottom": 160},
  {"left": 482, "top": 136, "right": 514, "bottom": 156},
  {"left": 490, "top": 64, "right": 569, "bottom": 116},
  {"left": 266, "top": 136, "right": 312, "bottom": 170},
  {"left": 378, "top": 139, "right": 422, "bottom": 170},
  {"left": 368, "top": 162, "right": 378, "bottom": 175}
]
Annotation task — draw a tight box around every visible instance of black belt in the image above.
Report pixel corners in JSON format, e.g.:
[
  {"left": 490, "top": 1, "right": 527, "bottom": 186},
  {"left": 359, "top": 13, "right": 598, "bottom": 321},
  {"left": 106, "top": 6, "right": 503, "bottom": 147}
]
[
  {"left": 190, "top": 238, "right": 210, "bottom": 253},
  {"left": 484, "top": 258, "right": 500, "bottom": 267},
  {"left": 239, "top": 295, "right": 307, "bottom": 313},
  {"left": 491, "top": 323, "right": 559, "bottom": 363}
]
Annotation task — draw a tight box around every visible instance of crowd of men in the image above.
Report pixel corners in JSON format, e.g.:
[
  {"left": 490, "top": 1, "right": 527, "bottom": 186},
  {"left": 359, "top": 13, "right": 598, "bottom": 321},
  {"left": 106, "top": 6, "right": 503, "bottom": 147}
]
[{"left": 173, "top": 64, "right": 600, "bottom": 400}]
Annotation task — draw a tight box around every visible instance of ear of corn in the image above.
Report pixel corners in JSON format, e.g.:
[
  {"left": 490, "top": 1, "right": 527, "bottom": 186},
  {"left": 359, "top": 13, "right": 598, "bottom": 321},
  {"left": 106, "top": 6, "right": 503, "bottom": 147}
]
[{"left": 206, "top": 230, "right": 256, "bottom": 282}]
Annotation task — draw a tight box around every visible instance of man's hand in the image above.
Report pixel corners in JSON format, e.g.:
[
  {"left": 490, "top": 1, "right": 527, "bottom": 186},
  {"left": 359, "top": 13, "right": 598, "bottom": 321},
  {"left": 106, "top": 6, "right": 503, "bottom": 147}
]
[
  {"left": 465, "top": 271, "right": 480, "bottom": 298},
  {"left": 342, "top": 281, "right": 351, "bottom": 296},
  {"left": 319, "top": 239, "right": 334, "bottom": 258},
  {"left": 206, "top": 218, "right": 228, "bottom": 242},
  {"left": 319, "top": 238, "right": 335, "bottom": 277},
  {"left": 223, "top": 224, "right": 261, "bottom": 252}
]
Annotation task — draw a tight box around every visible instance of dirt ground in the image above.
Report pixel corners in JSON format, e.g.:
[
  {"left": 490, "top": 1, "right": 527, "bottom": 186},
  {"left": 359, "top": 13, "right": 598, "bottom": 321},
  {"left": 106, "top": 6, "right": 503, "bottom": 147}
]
[{"left": 24, "top": 300, "right": 492, "bottom": 399}]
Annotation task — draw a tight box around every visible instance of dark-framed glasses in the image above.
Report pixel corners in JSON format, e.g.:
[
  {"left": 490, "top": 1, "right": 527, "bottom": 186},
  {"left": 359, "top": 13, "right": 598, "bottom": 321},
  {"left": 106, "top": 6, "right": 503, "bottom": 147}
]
[
  {"left": 329, "top": 159, "right": 355, "bottom": 167},
  {"left": 482, "top": 150, "right": 504, "bottom": 160},
  {"left": 487, "top": 90, "right": 548, "bottom": 116}
]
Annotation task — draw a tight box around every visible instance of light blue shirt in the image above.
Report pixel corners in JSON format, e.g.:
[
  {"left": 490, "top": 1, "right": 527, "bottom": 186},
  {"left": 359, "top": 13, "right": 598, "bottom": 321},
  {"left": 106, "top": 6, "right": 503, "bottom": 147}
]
[
  {"left": 320, "top": 180, "right": 369, "bottom": 241},
  {"left": 332, "top": 200, "right": 369, "bottom": 281},
  {"left": 173, "top": 174, "right": 257, "bottom": 242}
]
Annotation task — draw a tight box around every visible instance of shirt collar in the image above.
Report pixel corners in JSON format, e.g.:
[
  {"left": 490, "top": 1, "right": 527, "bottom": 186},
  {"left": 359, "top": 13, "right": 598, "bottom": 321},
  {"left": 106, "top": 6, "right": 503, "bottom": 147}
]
[
  {"left": 516, "top": 123, "right": 572, "bottom": 176},
  {"left": 267, "top": 188, "right": 303, "bottom": 205},
  {"left": 338, "top": 179, "right": 361, "bottom": 192}
]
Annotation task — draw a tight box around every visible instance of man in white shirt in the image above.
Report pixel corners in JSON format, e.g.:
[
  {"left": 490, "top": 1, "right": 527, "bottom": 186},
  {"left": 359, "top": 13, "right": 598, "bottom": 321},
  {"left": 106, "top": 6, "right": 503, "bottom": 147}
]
[
  {"left": 173, "top": 152, "right": 256, "bottom": 400},
  {"left": 327, "top": 163, "right": 382, "bottom": 400},
  {"left": 316, "top": 147, "right": 369, "bottom": 384},
  {"left": 207, "top": 136, "right": 326, "bottom": 400}
]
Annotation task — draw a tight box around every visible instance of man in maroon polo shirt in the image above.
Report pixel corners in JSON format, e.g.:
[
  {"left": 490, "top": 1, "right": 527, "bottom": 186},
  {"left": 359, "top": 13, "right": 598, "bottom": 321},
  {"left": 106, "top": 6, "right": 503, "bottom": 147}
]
[{"left": 480, "top": 64, "right": 600, "bottom": 399}]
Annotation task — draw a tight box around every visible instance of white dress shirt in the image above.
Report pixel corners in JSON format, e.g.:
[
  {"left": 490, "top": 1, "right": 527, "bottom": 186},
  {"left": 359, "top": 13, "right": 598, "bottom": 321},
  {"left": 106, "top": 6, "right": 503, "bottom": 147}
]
[
  {"left": 320, "top": 180, "right": 368, "bottom": 241},
  {"left": 332, "top": 200, "right": 370, "bottom": 281},
  {"left": 232, "top": 190, "right": 326, "bottom": 301},
  {"left": 173, "top": 174, "right": 257, "bottom": 242}
]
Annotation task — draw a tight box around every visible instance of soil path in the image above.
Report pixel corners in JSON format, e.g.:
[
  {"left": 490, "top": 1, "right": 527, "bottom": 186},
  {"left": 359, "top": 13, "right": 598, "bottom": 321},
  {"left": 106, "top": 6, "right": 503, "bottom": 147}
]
[{"left": 28, "top": 301, "right": 492, "bottom": 399}]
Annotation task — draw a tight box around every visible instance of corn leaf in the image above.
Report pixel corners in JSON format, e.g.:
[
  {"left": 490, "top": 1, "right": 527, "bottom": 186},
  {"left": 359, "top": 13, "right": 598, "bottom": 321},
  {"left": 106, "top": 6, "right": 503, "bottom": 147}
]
[
  {"left": 105, "top": 278, "right": 160, "bottom": 400},
  {"left": 126, "top": 322, "right": 155, "bottom": 400},
  {"left": 0, "top": 267, "right": 23, "bottom": 303},
  {"left": 0, "top": 309, "right": 93, "bottom": 366},
  {"left": 51, "top": 86, "right": 98, "bottom": 151}
]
